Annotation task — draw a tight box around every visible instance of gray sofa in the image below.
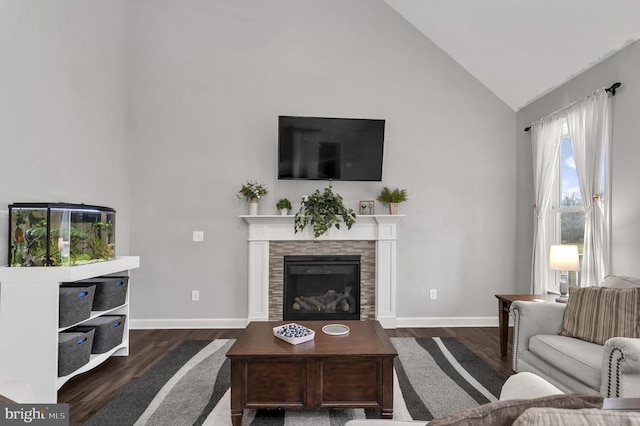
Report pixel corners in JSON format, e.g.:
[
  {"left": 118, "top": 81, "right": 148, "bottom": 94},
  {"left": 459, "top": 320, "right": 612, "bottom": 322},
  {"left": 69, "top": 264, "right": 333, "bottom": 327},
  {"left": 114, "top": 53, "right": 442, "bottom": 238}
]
[{"left": 511, "top": 274, "right": 640, "bottom": 397}]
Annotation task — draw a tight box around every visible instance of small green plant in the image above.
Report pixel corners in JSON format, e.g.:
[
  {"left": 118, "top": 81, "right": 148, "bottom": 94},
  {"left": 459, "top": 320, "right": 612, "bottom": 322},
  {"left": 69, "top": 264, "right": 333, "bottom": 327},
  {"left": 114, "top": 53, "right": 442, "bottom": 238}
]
[
  {"left": 276, "top": 198, "right": 292, "bottom": 210},
  {"left": 376, "top": 187, "right": 408, "bottom": 204},
  {"left": 238, "top": 181, "right": 268, "bottom": 200},
  {"left": 294, "top": 184, "right": 356, "bottom": 238}
]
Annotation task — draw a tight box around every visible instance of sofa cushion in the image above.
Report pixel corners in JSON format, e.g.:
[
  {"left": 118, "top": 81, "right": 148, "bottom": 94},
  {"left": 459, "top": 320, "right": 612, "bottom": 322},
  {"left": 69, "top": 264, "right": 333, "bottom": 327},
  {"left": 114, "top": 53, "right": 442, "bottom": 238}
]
[
  {"left": 603, "top": 274, "right": 640, "bottom": 288},
  {"left": 513, "top": 407, "right": 640, "bottom": 425},
  {"left": 427, "top": 394, "right": 602, "bottom": 425},
  {"left": 528, "top": 334, "right": 603, "bottom": 390},
  {"left": 559, "top": 286, "right": 640, "bottom": 345}
]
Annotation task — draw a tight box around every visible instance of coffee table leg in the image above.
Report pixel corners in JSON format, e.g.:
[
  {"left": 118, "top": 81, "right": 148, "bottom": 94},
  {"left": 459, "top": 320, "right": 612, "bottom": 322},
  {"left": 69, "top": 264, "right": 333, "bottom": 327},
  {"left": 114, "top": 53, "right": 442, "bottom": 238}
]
[
  {"left": 231, "top": 410, "right": 242, "bottom": 426},
  {"left": 381, "top": 357, "right": 394, "bottom": 419},
  {"left": 230, "top": 360, "right": 243, "bottom": 426}
]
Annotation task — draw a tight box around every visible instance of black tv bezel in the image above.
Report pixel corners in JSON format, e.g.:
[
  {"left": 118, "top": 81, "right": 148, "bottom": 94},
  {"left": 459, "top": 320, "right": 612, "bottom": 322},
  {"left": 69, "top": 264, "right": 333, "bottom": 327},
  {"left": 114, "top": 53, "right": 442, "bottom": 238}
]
[{"left": 277, "top": 115, "right": 385, "bottom": 182}]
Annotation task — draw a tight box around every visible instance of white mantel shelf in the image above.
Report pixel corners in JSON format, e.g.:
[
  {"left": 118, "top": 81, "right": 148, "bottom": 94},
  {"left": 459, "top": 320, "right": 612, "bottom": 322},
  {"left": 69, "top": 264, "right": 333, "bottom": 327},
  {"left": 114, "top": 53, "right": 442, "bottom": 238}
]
[{"left": 240, "top": 215, "right": 404, "bottom": 328}]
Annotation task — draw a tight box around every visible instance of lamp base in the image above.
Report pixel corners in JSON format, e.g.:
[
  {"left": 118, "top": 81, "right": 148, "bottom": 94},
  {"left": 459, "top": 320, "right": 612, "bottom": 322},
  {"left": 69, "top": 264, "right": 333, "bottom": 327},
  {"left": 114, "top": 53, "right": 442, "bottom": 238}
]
[
  {"left": 559, "top": 280, "right": 569, "bottom": 296},
  {"left": 555, "top": 295, "right": 568, "bottom": 303}
]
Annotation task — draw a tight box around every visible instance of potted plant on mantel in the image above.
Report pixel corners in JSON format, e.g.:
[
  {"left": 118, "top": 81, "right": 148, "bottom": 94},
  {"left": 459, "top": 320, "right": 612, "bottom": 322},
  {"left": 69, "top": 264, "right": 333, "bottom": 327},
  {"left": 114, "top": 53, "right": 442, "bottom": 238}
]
[
  {"left": 276, "top": 198, "right": 292, "bottom": 215},
  {"left": 238, "top": 181, "right": 268, "bottom": 215},
  {"left": 376, "top": 187, "right": 408, "bottom": 214},
  {"left": 294, "top": 184, "right": 356, "bottom": 238}
]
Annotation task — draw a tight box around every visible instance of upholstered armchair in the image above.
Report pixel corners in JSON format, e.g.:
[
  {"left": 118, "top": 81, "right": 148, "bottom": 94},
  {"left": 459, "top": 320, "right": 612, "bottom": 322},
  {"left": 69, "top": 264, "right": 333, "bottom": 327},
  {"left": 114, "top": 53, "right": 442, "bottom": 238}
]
[{"left": 511, "top": 275, "right": 640, "bottom": 397}]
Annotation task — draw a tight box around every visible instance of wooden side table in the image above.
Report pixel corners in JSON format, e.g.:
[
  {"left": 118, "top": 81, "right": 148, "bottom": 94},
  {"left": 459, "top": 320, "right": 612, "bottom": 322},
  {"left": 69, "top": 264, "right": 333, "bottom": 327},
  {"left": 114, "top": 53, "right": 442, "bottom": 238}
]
[{"left": 495, "top": 294, "right": 558, "bottom": 356}]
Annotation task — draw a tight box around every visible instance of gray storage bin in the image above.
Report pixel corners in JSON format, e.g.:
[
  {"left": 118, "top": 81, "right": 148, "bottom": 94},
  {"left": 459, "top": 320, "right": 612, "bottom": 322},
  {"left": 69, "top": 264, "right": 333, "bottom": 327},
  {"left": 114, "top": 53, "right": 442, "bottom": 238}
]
[
  {"left": 58, "top": 329, "right": 94, "bottom": 377},
  {"left": 74, "top": 276, "right": 128, "bottom": 311},
  {"left": 72, "top": 315, "right": 126, "bottom": 354},
  {"left": 59, "top": 285, "right": 96, "bottom": 327}
]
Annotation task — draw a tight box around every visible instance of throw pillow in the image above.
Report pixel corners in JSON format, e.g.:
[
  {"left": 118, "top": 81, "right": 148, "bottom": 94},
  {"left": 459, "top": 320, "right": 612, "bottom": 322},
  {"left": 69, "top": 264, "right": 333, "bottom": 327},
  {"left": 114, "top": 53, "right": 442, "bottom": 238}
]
[
  {"left": 602, "top": 274, "right": 640, "bottom": 288},
  {"left": 427, "top": 394, "right": 602, "bottom": 426},
  {"left": 559, "top": 286, "right": 640, "bottom": 345}
]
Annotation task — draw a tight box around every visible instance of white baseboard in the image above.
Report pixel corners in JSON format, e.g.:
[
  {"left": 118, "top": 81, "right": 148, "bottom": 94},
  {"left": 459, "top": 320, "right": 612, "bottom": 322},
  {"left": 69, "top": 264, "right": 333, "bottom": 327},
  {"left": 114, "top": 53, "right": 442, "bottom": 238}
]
[
  {"left": 396, "top": 316, "right": 499, "bottom": 328},
  {"left": 130, "top": 316, "right": 502, "bottom": 330},
  {"left": 130, "top": 318, "right": 248, "bottom": 329}
]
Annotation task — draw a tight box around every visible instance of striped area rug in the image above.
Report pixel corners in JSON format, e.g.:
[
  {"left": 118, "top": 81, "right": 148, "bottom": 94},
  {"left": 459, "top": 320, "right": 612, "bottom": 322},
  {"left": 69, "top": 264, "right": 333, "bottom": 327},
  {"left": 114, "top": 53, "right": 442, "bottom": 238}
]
[{"left": 85, "top": 337, "right": 506, "bottom": 425}]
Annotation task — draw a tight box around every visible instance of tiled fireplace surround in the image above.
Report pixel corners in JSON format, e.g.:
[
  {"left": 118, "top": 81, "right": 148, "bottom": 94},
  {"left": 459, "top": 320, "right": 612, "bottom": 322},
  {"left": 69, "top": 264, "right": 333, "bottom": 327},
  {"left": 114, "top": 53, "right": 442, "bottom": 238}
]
[
  {"left": 241, "top": 215, "right": 402, "bottom": 328},
  {"left": 270, "top": 241, "right": 376, "bottom": 321}
]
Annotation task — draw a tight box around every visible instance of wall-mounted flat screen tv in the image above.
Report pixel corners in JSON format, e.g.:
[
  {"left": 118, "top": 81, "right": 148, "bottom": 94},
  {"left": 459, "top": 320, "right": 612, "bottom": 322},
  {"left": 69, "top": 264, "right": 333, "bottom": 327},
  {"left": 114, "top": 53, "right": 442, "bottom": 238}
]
[{"left": 278, "top": 116, "right": 385, "bottom": 181}]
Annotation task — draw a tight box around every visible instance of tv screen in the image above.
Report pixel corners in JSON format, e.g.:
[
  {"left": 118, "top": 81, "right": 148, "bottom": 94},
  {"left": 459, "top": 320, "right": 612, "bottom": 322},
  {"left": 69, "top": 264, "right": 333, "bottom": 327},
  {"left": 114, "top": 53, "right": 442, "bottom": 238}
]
[{"left": 278, "top": 116, "right": 385, "bottom": 181}]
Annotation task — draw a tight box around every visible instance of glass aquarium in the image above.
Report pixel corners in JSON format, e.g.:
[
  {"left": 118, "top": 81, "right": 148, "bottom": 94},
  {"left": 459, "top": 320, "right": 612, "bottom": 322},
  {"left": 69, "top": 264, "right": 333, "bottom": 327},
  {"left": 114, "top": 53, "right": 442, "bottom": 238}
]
[{"left": 9, "top": 203, "right": 116, "bottom": 267}]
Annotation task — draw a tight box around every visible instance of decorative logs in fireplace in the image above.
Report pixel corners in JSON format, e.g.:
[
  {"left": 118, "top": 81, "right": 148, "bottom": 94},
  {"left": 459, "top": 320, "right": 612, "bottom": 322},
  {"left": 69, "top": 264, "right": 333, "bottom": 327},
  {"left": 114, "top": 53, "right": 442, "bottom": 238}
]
[{"left": 292, "top": 289, "right": 355, "bottom": 313}]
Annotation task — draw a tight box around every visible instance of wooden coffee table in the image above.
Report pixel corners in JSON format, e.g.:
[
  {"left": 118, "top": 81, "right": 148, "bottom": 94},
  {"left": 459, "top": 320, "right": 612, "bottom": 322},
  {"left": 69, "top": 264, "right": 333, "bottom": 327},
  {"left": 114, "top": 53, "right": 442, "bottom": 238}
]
[{"left": 225, "top": 320, "right": 397, "bottom": 426}]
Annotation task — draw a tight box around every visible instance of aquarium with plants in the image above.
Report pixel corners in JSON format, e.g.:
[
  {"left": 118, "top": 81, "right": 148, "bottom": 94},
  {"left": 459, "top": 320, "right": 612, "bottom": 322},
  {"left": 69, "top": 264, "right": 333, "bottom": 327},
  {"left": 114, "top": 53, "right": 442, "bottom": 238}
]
[{"left": 9, "top": 203, "right": 116, "bottom": 267}]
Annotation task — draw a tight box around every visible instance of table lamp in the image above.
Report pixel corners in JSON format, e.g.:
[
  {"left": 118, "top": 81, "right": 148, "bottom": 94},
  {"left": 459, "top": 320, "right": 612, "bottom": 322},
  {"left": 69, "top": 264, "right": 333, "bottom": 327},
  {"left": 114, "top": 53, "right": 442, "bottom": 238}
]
[{"left": 549, "top": 244, "right": 580, "bottom": 303}]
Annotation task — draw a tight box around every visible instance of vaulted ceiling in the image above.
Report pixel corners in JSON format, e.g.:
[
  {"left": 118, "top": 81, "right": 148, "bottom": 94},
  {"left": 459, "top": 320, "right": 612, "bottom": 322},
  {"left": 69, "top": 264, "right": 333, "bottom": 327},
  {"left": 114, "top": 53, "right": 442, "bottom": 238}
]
[{"left": 384, "top": 0, "right": 640, "bottom": 111}]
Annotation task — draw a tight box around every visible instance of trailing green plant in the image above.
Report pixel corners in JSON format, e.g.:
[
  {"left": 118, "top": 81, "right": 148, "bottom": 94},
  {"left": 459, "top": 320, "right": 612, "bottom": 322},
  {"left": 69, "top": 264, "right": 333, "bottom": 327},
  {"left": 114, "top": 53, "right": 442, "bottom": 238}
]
[
  {"left": 294, "top": 184, "right": 356, "bottom": 238},
  {"left": 276, "top": 198, "right": 292, "bottom": 210},
  {"left": 376, "top": 187, "right": 408, "bottom": 204},
  {"left": 238, "top": 181, "right": 268, "bottom": 200}
]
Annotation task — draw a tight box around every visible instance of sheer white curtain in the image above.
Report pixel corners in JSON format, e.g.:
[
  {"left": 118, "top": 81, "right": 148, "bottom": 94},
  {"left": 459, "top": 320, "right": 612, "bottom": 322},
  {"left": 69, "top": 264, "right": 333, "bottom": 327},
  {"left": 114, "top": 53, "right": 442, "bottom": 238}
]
[
  {"left": 565, "top": 89, "right": 611, "bottom": 286},
  {"left": 530, "top": 117, "right": 564, "bottom": 293}
]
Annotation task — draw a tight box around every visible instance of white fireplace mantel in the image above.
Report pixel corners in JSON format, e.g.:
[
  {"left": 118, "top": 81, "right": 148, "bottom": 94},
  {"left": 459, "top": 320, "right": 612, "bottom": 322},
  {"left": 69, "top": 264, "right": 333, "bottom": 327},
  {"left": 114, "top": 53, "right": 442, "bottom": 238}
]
[{"left": 240, "top": 215, "right": 404, "bottom": 328}]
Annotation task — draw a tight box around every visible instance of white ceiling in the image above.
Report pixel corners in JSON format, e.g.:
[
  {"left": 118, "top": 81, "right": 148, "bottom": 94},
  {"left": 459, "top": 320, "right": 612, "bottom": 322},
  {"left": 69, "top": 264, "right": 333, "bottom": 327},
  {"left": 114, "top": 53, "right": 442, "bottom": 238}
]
[{"left": 384, "top": 0, "right": 640, "bottom": 111}]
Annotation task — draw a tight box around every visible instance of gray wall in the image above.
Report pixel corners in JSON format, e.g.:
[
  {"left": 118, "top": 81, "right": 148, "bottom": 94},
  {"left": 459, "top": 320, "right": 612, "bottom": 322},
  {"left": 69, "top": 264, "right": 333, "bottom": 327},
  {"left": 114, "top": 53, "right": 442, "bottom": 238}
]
[
  {"left": 1, "top": 0, "right": 517, "bottom": 326},
  {"left": 128, "top": 0, "right": 516, "bottom": 325},
  {"left": 0, "top": 0, "right": 132, "bottom": 263},
  {"left": 515, "top": 40, "right": 640, "bottom": 292}
]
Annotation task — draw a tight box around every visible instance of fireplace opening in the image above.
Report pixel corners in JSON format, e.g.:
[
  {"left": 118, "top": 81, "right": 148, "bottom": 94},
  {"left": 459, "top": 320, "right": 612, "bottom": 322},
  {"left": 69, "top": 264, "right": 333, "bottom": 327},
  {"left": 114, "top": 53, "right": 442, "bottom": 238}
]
[{"left": 283, "top": 255, "right": 360, "bottom": 321}]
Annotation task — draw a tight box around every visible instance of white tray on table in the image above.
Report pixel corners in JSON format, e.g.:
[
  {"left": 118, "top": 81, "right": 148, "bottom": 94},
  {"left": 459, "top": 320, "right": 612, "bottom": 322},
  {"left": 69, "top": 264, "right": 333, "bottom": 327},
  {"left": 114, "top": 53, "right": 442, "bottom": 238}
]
[{"left": 273, "top": 323, "right": 315, "bottom": 345}]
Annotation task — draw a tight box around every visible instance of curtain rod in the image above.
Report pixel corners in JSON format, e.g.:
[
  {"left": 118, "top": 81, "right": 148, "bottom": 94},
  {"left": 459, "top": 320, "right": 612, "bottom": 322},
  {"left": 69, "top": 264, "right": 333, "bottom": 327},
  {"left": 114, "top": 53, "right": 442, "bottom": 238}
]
[{"left": 524, "top": 82, "right": 621, "bottom": 132}]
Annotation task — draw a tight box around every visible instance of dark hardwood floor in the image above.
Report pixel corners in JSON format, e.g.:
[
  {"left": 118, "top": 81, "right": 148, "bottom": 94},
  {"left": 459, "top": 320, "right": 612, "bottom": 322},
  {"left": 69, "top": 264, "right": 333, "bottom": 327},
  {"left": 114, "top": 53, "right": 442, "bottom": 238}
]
[{"left": 58, "top": 326, "right": 514, "bottom": 425}]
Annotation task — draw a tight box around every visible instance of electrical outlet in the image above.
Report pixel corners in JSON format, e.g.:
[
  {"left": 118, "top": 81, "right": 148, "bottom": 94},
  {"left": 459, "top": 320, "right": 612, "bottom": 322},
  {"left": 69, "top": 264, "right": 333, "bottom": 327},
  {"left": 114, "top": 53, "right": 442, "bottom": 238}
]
[
  {"left": 192, "top": 231, "right": 204, "bottom": 242},
  {"left": 429, "top": 289, "right": 437, "bottom": 300},
  {"left": 191, "top": 290, "right": 200, "bottom": 301}
]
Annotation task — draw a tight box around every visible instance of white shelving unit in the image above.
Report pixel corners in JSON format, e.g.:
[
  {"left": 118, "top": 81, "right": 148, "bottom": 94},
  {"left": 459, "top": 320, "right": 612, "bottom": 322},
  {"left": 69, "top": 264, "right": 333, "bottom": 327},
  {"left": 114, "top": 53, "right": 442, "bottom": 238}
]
[{"left": 0, "top": 256, "right": 139, "bottom": 403}]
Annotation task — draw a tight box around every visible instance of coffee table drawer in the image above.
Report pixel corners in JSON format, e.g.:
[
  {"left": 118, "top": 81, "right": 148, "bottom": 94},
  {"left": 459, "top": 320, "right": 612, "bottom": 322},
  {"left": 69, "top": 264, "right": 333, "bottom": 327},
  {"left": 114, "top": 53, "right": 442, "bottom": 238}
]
[
  {"left": 245, "top": 361, "right": 305, "bottom": 406},
  {"left": 321, "top": 358, "right": 379, "bottom": 404}
]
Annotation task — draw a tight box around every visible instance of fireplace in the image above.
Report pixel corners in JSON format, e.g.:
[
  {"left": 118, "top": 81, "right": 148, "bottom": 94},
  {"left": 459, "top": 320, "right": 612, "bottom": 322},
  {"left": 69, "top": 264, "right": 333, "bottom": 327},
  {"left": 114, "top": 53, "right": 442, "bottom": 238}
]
[
  {"left": 283, "top": 255, "right": 360, "bottom": 321},
  {"left": 241, "top": 215, "right": 402, "bottom": 328}
]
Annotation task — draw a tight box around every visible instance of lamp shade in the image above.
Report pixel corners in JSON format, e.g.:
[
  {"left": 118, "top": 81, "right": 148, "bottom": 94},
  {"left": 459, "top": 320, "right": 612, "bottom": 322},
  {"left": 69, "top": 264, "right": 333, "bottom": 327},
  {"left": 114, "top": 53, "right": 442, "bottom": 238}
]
[{"left": 549, "top": 245, "right": 580, "bottom": 271}]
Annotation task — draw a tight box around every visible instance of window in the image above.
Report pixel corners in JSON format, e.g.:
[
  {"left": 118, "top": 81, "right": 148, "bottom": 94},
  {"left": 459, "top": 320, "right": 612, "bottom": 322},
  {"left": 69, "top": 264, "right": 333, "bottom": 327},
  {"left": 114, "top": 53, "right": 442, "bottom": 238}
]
[
  {"left": 531, "top": 88, "right": 610, "bottom": 293},
  {"left": 549, "top": 125, "right": 583, "bottom": 291}
]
